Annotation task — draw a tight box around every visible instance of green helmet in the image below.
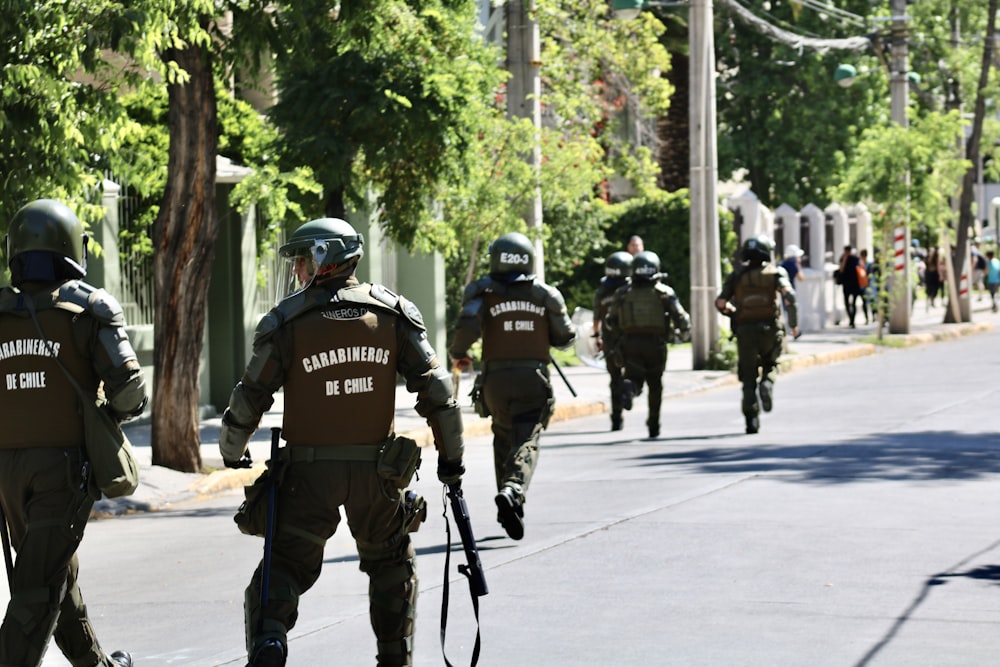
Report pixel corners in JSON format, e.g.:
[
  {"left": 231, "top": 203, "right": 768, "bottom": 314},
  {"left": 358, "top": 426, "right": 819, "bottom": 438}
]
[
  {"left": 632, "top": 251, "right": 661, "bottom": 282},
  {"left": 741, "top": 234, "right": 774, "bottom": 263},
  {"left": 5, "top": 199, "right": 88, "bottom": 285},
  {"left": 605, "top": 251, "right": 633, "bottom": 279},
  {"left": 279, "top": 217, "right": 364, "bottom": 273},
  {"left": 489, "top": 232, "right": 535, "bottom": 281}
]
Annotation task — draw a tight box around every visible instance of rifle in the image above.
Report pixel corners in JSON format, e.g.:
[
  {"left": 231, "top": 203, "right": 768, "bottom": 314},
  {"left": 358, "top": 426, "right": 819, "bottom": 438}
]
[
  {"left": 259, "top": 427, "right": 282, "bottom": 619},
  {"left": 549, "top": 356, "right": 577, "bottom": 397},
  {"left": 440, "top": 482, "right": 487, "bottom": 667},
  {"left": 446, "top": 483, "right": 487, "bottom": 596}
]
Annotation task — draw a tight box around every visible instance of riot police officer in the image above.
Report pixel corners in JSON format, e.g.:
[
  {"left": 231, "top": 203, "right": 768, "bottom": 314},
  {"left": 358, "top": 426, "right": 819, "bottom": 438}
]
[
  {"left": 605, "top": 251, "right": 691, "bottom": 439},
  {"left": 449, "top": 232, "right": 575, "bottom": 540},
  {"left": 220, "top": 218, "right": 465, "bottom": 667},
  {"left": 715, "top": 235, "right": 799, "bottom": 434},
  {"left": 0, "top": 199, "right": 146, "bottom": 667},
  {"left": 592, "top": 251, "right": 633, "bottom": 431}
]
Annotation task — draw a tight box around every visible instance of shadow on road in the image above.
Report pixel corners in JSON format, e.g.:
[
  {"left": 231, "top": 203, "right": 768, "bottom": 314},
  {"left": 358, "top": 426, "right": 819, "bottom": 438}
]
[{"left": 632, "top": 430, "right": 1000, "bottom": 483}]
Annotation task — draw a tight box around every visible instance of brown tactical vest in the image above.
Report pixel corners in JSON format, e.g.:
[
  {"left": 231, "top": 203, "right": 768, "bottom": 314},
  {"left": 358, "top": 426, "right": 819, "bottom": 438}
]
[
  {"left": 733, "top": 267, "right": 780, "bottom": 324},
  {"left": 481, "top": 291, "right": 550, "bottom": 363},
  {"left": 0, "top": 305, "right": 96, "bottom": 449},
  {"left": 282, "top": 304, "right": 399, "bottom": 446}
]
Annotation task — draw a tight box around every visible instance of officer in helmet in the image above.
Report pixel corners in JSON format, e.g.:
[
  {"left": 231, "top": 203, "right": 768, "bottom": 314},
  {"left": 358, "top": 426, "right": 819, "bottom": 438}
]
[
  {"left": 605, "top": 250, "right": 691, "bottom": 439},
  {"left": 715, "top": 234, "right": 799, "bottom": 434},
  {"left": 0, "top": 199, "right": 146, "bottom": 667},
  {"left": 592, "top": 251, "right": 633, "bottom": 431},
  {"left": 449, "top": 232, "right": 575, "bottom": 540},
  {"left": 220, "top": 217, "right": 465, "bottom": 667}
]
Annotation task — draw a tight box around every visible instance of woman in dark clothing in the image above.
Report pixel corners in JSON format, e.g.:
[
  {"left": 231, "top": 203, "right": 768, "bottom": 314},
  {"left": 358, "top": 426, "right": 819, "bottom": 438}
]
[
  {"left": 838, "top": 245, "right": 863, "bottom": 328},
  {"left": 924, "top": 246, "right": 942, "bottom": 307}
]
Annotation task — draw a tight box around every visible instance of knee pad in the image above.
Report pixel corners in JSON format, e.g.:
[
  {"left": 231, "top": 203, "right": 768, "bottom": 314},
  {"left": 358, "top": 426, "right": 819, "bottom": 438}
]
[
  {"left": 360, "top": 538, "right": 418, "bottom": 641},
  {"left": 244, "top": 577, "right": 298, "bottom": 654},
  {"left": 9, "top": 585, "right": 61, "bottom": 639}
]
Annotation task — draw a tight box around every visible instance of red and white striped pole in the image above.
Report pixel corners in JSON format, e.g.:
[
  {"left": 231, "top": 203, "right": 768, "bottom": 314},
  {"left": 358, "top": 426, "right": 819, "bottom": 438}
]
[
  {"left": 889, "top": 224, "right": 911, "bottom": 333},
  {"left": 893, "top": 226, "right": 906, "bottom": 273}
]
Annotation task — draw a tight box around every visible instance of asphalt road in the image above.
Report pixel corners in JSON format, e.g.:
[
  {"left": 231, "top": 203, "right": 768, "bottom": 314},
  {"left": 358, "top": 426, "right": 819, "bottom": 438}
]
[{"left": 25, "top": 325, "right": 1000, "bottom": 666}]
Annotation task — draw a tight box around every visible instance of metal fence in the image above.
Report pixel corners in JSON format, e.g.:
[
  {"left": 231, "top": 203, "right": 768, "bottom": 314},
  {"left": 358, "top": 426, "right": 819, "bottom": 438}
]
[
  {"left": 115, "top": 180, "right": 156, "bottom": 327},
  {"left": 111, "top": 179, "right": 287, "bottom": 327}
]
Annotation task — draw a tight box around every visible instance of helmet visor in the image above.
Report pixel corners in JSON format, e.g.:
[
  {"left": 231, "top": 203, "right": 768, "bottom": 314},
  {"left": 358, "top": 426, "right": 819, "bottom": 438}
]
[{"left": 274, "top": 253, "right": 317, "bottom": 303}]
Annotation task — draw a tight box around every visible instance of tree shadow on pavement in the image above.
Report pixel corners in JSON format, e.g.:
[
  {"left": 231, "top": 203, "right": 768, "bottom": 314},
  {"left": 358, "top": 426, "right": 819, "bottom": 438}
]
[
  {"left": 854, "top": 538, "right": 1000, "bottom": 666},
  {"left": 632, "top": 430, "right": 1000, "bottom": 483}
]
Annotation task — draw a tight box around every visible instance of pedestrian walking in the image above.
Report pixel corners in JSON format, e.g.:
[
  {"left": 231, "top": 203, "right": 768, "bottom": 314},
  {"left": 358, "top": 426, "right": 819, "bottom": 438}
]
[
  {"left": 780, "top": 244, "right": 804, "bottom": 289},
  {"left": 605, "top": 251, "right": 691, "bottom": 439},
  {"left": 219, "top": 217, "right": 465, "bottom": 667},
  {"left": 592, "top": 251, "right": 633, "bottom": 431},
  {"left": 837, "top": 245, "right": 864, "bottom": 328},
  {"left": 0, "top": 199, "right": 147, "bottom": 667},
  {"left": 716, "top": 235, "right": 798, "bottom": 434},
  {"left": 986, "top": 250, "right": 1000, "bottom": 312},
  {"left": 449, "top": 232, "right": 575, "bottom": 541}
]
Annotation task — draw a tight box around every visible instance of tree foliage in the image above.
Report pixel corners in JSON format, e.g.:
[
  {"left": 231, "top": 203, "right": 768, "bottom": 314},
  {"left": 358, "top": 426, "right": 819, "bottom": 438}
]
[
  {"left": 715, "top": 0, "right": 883, "bottom": 210},
  {"left": 0, "top": 0, "right": 149, "bottom": 234}
]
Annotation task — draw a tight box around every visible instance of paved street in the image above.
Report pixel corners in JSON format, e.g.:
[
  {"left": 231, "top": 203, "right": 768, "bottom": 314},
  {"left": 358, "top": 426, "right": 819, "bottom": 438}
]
[{"left": 16, "top": 303, "right": 1000, "bottom": 666}]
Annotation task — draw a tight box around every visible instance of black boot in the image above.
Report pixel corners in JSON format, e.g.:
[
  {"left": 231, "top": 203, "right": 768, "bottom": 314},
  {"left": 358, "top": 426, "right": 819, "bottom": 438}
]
[
  {"left": 247, "top": 639, "right": 287, "bottom": 667},
  {"left": 109, "top": 652, "right": 133, "bottom": 667},
  {"left": 611, "top": 415, "right": 623, "bottom": 431},
  {"left": 745, "top": 416, "right": 759, "bottom": 434},
  {"left": 621, "top": 380, "right": 634, "bottom": 411},
  {"left": 495, "top": 486, "right": 524, "bottom": 540},
  {"left": 759, "top": 381, "right": 773, "bottom": 413}
]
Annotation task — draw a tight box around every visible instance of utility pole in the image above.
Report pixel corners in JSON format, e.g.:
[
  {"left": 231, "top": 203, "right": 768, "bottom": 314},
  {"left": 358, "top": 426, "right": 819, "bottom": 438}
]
[
  {"left": 887, "top": 0, "right": 911, "bottom": 334},
  {"left": 689, "top": 0, "right": 721, "bottom": 368},
  {"left": 506, "top": 0, "right": 545, "bottom": 280}
]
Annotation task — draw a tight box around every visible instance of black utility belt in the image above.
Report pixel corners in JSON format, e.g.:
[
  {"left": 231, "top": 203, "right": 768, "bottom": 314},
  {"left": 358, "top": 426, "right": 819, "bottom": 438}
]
[
  {"left": 283, "top": 444, "right": 382, "bottom": 463},
  {"left": 484, "top": 359, "right": 547, "bottom": 371}
]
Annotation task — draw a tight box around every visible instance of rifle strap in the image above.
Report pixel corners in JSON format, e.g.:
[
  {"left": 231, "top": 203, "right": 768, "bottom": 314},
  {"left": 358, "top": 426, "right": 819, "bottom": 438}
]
[
  {"left": 0, "top": 504, "right": 12, "bottom": 593},
  {"left": 440, "top": 499, "right": 481, "bottom": 667}
]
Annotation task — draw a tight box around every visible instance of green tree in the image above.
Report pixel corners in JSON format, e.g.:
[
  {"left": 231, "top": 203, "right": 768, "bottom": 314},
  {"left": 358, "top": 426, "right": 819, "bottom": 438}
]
[
  {"left": 832, "top": 111, "right": 969, "bottom": 332},
  {"left": 0, "top": 0, "right": 143, "bottom": 234},
  {"left": 715, "top": 0, "right": 883, "bottom": 209}
]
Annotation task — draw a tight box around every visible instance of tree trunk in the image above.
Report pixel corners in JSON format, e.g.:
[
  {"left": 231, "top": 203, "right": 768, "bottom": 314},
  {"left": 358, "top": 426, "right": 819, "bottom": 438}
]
[
  {"left": 151, "top": 42, "right": 219, "bottom": 472},
  {"left": 657, "top": 50, "right": 690, "bottom": 193},
  {"left": 945, "top": 0, "right": 996, "bottom": 323}
]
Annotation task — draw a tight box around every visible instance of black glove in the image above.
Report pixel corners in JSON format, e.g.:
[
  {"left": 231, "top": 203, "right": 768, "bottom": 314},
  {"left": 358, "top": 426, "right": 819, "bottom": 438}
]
[
  {"left": 224, "top": 452, "right": 254, "bottom": 469},
  {"left": 437, "top": 458, "right": 465, "bottom": 485}
]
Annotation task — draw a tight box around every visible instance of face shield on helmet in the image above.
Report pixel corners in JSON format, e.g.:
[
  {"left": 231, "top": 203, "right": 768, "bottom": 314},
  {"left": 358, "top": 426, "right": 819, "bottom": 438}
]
[
  {"left": 5, "top": 199, "right": 89, "bottom": 287},
  {"left": 488, "top": 232, "right": 535, "bottom": 282},
  {"left": 273, "top": 218, "right": 364, "bottom": 301}
]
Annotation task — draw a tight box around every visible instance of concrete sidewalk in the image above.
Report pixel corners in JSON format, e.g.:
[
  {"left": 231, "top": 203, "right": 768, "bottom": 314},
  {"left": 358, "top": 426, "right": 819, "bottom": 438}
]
[{"left": 106, "top": 300, "right": 998, "bottom": 517}]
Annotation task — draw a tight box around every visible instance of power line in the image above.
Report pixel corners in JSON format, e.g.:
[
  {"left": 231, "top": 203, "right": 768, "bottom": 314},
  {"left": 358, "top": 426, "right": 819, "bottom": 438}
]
[{"left": 719, "top": 0, "right": 871, "bottom": 54}]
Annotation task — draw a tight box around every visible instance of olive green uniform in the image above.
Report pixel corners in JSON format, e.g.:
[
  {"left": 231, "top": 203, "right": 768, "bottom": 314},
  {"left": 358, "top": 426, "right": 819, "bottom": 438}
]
[
  {"left": 220, "top": 276, "right": 463, "bottom": 667},
  {"left": 592, "top": 277, "right": 629, "bottom": 428},
  {"left": 0, "top": 281, "right": 147, "bottom": 667},
  {"left": 716, "top": 263, "right": 797, "bottom": 426},
  {"left": 449, "top": 276, "right": 575, "bottom": 506},
  {"left": 606, "top": 281, "right": 691, "bottom": 437}
]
